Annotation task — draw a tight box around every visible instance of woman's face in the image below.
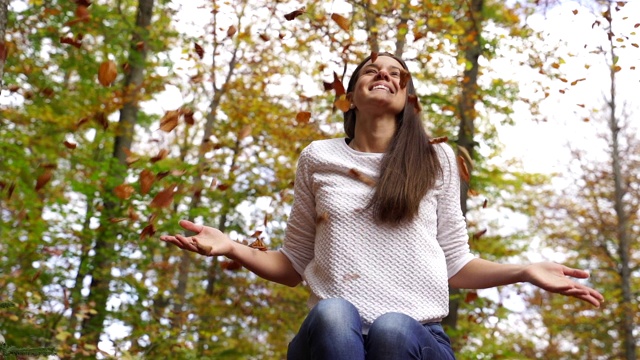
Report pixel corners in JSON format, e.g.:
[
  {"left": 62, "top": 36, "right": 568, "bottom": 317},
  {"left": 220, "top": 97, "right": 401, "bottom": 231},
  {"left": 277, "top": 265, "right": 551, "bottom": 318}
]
[{"left": 351, "top": 56, "right": 407, "bottom": 116}]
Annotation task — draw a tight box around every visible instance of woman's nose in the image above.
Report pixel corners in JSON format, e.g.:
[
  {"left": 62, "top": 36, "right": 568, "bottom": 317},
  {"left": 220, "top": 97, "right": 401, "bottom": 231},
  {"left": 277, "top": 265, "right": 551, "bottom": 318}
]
[{"left": 375, "top": 69, "right": 390, "bottom": 80}]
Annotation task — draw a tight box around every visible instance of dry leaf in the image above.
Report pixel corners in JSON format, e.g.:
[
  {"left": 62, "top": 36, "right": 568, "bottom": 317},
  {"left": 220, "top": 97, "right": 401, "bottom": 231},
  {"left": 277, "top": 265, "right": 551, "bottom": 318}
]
[
  {"left": 94, "top": 112, "right": 108, "bottom": 130},
  {"left": 465, "top": 291, "right": 478, "bottom": 303},
  {"left": 399, "top": 69, "right": 411, "bottom": 89},
  {"left": 109, "top": 218, "right": 128, "bottom": 223},
  {"left": 333, "top": 72, "right": 346, "bottom": 96},
  {"left": 316, "top": 212, "right": 329, "bottom": 224},
  {"left": 249, "top": 230, "right": 263, "bottom": 238},
  {"left": 349, "top": 168, "right": 376, "bottom": 187},
  {"left": 249, "top": 238, "right": 268, "bottom": 251},
  {"left": 331, "top": 13, "right": 350, "bottom": 32},
  {"left": 284, "top": 7, "right": 305, "bottom": 21},
  {"left": 140, "top": 223, "right": 156, "bottom": 240},
  {"left": 334, "top": 94, "right": 351, "bottom": 112},
  {"left": 150, "top": 149, "right": 169, "bottom": 163},
  {"left": 182, "top": 108, "right": 195, "bottom": 125},
  {"left": 194, "top": 43, "right": 204, "bottom": 59},
  {"left": 98, "top": 60, "right": 117, "bottom": 87},
  {"left": 407, "top": 94, "right": 421, "bottom": 113},
  {"left": 429, "top": 136, "right": 448, "bottom": 144},
  {"left": 473, "top": 228, "right": 487, "bottom": 240},
  {"left": 35, "top": 170, "right": 53, "bottom": 191},
  {"left": 139, "top": 169, "right": 154, "bottom": 195},
  {"left": 149, "top": 184, "right": 176, "bottom": 208},
  {"left": 295, "top": 111, "right": 311, "bottom": 124},
  {"left": 238, "top": 125, "right": 252, "bottom": 140},
  {"left": 458, "top": 146, "right": 473, "bottom": 171},
  {"left": 63, "top": 140, "right": 77, "bottom": 149},
  {"left": 227, "top": 25, "right": 237, "bottom": 38},
  {"left": 457, "top": 155, "right": 470, "bottom": 183},
  {"left": 482, "top": 199, "right": 488, "bottom": 208},
  {"left": 370, "top": 52, "right": 378, "bottom": 63},
  {"left": 259, "top": 33, "right": 269, "bottom": 41},
  {"left": 220, "top": 260, "right": 243, "bottom": 271},
  {"left": 159, "top": 110, "right": 180, "bottom": 132},
  {"left": 114, "top": 183, "right": 135, "bottom": 200}
]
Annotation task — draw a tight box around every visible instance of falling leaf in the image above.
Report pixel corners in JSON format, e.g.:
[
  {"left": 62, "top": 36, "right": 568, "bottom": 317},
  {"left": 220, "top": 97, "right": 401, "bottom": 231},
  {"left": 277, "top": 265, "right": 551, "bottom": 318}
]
[
  {"left": 465, "top": 291, "right": 478, "bottom": 303},
  {"left": 572, "top": 9, "right": 578, "bottom": 15},
  {"left": 123, "top": 148, "right": 140, "bottom": 166},
  {"left": 159, "top": 110, "right": 180, "bottom": 132},
  {"left": 457, "top": 147, "right": 473, "bottom": 171},
  {"left": 220, "top": 260, "right": 243, "bottom": 271},
  {"left": 139, "top": 169, "right": 154, "bottom": 195},
  {"left": 249, "top": 238, "right": 268, "bottom": 251},
  {"left": 140, "top": 223, "right": 156, "bottom": 240},
  {"left": 182, "top": 108, "right": 195, "bottom": 125},
  {"left": 94, "top": 112, "right": 108, "bottom": 130},
  {"left": 407, "top": 94, "right": 421, "bottom": 113},
  {"left": 128, "top": 207, "right": 139, "bottom": 221},
  {"left": 109, "top": 218, "right": 128, "bottom": 223},
  {"left": 334, "top": 94, "right": 350, "bottom": 112},
  {"left": 194, "top": 43, "right": 204, "bottom": 59},
  {"left": 227, "top": 25, "right": 237, "bottom": 38},
  {"left": 613, "top": 65, "right": 622, "bottom": 72},
  {"left": 473, "top": 228, "right": 487, "bottom": 240},
  {"left": 296, "top": 111, "right": 311, "bottom": 124},
  {"left": 316, "top": 212, "right": 329, "bottom": 224},
  {"left": 457, "top": 155, "right": 470, "bottom": 182},
  {"left": 259, "top": 33, "right": 269, "bottom": 41},
  {"left": 322, "top": 81, "right": 334, "bottom": 91},
  {"left": 349, "top": 168, "right": 376, "bottom": 187},
  {"left": 399, "top": 69, "right": 411, "bottom": 89},
  {"left": 284, "top": 7, "right": 305, "bottom": 21},
  {"left": 238, "top": 125, "right": 252, "bottom": 140},
  {"left": 63, "top": 140, "right": 77, "bottom": 149},
  {"left": 332, "top": 72, "right": 346, "bottom": 96},
  {"left": 149, "top": 184, "right": 176, "bottom": 208},
  {"left": 60, "top": 36, "right": 82, "bottom": 48},
  {"left": 150, "top": 149, "right": 169, "bottom": 163},
  {"left": 98, "top": 60, "right": 117, "bottom": 86},
  {"left": 35, "top": 169, "right": 53, "bottom": 191},
  {"left": 114, "top": 183, "right": 135, "bottom": 200},
  {"left": 331, "top": 13, "right": 350, "bottom": 32},
  {"left": 577, "top": 104, "right": 585, "bottom": 108},
  {"left": 370, "top": 52, "right": 378, "bottom": 63},
  {"left": 551, "top": 62, "right": 560, "bottom": 69},
  {"left": 570, "top": 78, "right": 586, "bottom": 86},
  {"left": 429, "top": 136, "right": 448, "bottom": 144},
  {"left": 249, "top": 230, "right": 263, "bottom": 238},
  {"left": 482, "top": 199, "right": 488, "bottom": 208}
]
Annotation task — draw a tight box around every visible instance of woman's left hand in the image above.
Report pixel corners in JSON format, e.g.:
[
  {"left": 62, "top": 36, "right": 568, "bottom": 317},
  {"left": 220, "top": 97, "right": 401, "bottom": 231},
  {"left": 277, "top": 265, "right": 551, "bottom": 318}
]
[{"left": 523, "top": 262, "right": 604, "bottom": 307}]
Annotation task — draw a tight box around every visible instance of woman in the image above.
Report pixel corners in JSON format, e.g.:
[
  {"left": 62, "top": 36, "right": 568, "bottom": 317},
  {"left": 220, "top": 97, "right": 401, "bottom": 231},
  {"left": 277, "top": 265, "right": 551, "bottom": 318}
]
[{"left": 160, "top": 53, "right": 603, "bottom": 359}]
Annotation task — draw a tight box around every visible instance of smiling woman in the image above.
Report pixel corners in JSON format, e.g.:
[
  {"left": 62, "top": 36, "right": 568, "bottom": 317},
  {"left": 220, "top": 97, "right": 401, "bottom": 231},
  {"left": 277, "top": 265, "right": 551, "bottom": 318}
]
[{"left": 160, "top": 52, "right": 604, "bottom": 360}]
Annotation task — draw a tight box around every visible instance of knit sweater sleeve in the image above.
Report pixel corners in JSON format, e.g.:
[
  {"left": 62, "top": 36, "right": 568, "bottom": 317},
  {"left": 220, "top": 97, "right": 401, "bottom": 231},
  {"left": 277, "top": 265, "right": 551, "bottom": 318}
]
[
  {"left": 435, "top": 144, "right": 476, "bottom": 278},
  {"left": 279, "top": 145, "right": 317, "bottom": 277}
]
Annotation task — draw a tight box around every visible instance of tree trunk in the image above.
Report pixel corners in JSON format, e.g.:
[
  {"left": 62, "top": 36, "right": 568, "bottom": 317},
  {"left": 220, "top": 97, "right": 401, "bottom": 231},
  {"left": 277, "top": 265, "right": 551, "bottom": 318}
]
[
  {"left": 0, "top": 0, "right": 9, "bottom": 87},
  {"left": 443, "top": 0, "right": 483, "bottom": 335},
  {"left": 79, "top": 0, "right": 155, "bottom": 351},
  {"left": 605, "top": 3, "right": 636, "bottom": 358}
]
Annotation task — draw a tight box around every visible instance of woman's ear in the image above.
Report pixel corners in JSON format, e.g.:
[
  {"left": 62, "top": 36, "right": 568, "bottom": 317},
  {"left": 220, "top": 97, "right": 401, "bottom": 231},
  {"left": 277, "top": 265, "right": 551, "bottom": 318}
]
[{"left": 347, "top": 92, "right": 356, "bottom": 109}]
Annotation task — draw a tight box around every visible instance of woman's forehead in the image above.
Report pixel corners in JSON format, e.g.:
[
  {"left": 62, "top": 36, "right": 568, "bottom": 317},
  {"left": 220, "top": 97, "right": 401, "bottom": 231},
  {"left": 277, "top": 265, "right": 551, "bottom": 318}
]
[{"left": 362, "top": 55, "right": 404, "bottom": 69}]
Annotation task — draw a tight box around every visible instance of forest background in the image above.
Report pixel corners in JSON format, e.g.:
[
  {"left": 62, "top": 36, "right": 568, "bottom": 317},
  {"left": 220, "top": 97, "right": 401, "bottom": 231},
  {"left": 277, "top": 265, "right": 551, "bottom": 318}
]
[{"left": 0, "top": 0, "right": 638, "bottom": 359}]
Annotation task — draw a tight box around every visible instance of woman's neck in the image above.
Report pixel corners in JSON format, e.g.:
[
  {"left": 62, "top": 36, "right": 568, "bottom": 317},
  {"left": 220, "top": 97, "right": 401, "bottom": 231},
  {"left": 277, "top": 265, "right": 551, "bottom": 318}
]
[{"left": 350, "top": 113, "right": 396, "bottom": 153}]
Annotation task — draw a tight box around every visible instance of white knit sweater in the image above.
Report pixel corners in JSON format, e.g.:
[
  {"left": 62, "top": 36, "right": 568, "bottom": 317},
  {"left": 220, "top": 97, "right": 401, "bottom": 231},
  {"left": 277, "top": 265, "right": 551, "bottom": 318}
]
[{"left": 280, "top": 138, "right": 475, "bottom": 327}]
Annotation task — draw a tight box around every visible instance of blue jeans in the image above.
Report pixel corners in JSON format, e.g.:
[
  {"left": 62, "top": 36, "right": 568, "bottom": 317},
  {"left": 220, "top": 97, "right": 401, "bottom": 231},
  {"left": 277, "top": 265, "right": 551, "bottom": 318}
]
[{"left": 287, "top": 298, "right": 456, "bottom": 360}]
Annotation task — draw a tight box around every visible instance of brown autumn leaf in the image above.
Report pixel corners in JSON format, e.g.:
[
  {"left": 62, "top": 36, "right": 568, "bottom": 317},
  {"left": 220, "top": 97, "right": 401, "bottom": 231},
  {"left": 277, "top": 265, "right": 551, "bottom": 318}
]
[
  {"left": 140, "top": 223, "right": 156, "bottom": 240},
  {"left": 334, "top": 94, "right": 351, "bottom": 112},
  {"left": 464, "top": 291, "right": 478, "bottom": 303},
  {"left": 238, "top": 124, "right": 252, "bottom": 140},
  {"left": 572, "top": 9, "right": 578, "bottom": 15},
  {"left": 349, "top": 168, "right": 376, "bottom": 187},
  {"left": 284, "top": 7, "right": 305, "bottom": 21},
  {"left": 473, "top": 228, "right": 487, "bottom": 240},
  {"left": 551, "top": 62, "right": 560, "bottom": 69},
  {"left": 249, "top": 230, "right": 263, "bottom": 238},
  {"left": 159, "top": 110, "right": 180, "bottom": 132},
  {"left": 150, "top": 148, "right": 169, "bottom": 163},
  {"left": 182, "top": 108, "right": 195, "bottom": 125},
  {"left": 259, "top": 33, "right": 269, "bottom": 41},
  {"left": 227, "top": 25, "right": 237, "bottom": 38},
  {"left": 194, "top": 240, "right": 213, "bottom": 255},
  {"left": 60, "top": 36, "right": 82, "bottom": 48},
  {"left": 407, "top": 94, "right": 421, "bottom": 113},
  {"left": 333, "top": 72, "right": 346, "bottom": 96},
  {"left": 331, "top": 13, "right": 350, "bottom": 32},
  {"left": 35, "top": 170, "right": 53, "bottom": 191},
  {"left": 74, "top": 117, "right": 89, "bottom": 130},
  {"left": 114, "top": 183, "right": 135, "bottom": 200},
  {"left": 220, "top": 260, "right": 243, "bottom": 271},
  {"left": 139, "top": 169, "right": 154, "bottom": 195},
  {"left": 194, "top": 42, "right": 204, "bottom": 59},
  {"left": 123, "top": 148, "right": 140, "bottom": 166},
  {"left": 296, "top": 111, "right": 311, "bottom": 124},
  {"left": 322, "top": 81, "right": 334, "bottom": 91},
  {"left": 249, "top": 238, "right": 268, "bottom": 251},
  {"left": 316, "top": 212, "right": 329, "bottom": 224},
  {"left": 63, "top": 140, "right": 77, "bottom": 149},
  {"left": 149, "top": 184, "right": 176, "bottom": 208},
  {"left": 571, "top": 78, "right": 586, "bottom": 86},
  {"left": 98, "top": 60, "right": 117, "bottom": 87},
  {"left": 109, "top": 218, "right": 128, "bottom": 223},
  {"left": 399, "top": 69, "right": 411, "bottom": 89},
  {"left": 429, "top": 136, "right": 448, "bottom": 144},
  {"left": 457, "top": 155, "right": 470, "bottom": 183},
  {"left": 128, "top": 207, "right": 139, "bottom": 221},
  {"left": 457, "top": 146, "right": 473, "bottom": 172},
  {"left": 370, "top": 52, "right": 378, "bottom": 63},
  {"left": 482, "top": 199, "right": 488, "bottom": 208},
  {"left": 94, "top": 112, "right": 108, "bottom": 130}
]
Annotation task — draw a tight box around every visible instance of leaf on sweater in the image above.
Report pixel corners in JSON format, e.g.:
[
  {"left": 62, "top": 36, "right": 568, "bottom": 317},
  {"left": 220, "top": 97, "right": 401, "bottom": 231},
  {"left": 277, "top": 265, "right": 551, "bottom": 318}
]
[
  {"left": 316, "top": 211, "right": 329, "bottom": 224},
  {"left": 429, "top": 136, "right": 448, "bottom": 144},
  {"left": 349, "top": 168, "right": 376, "bottom": 187}
]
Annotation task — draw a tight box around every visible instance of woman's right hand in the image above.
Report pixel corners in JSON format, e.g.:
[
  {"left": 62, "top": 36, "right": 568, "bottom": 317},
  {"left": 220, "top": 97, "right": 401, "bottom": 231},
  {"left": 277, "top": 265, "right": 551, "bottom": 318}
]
[{"left": 160, "top": 219, "right": 233, "bottom": 257}]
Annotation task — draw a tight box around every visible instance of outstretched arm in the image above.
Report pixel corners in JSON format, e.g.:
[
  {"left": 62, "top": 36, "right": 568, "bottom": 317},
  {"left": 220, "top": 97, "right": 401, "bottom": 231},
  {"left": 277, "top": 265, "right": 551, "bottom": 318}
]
[
  {"left": 448, "top": 258, "right": 604, "bottom": 307},
  {"left": 160, "top": 219, "right": 302, "bottom": 287}
]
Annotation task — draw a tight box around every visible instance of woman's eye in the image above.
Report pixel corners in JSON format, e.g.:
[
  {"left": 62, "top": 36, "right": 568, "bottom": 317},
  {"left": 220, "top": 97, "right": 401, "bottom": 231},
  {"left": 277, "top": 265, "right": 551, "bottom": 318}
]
[
  {"left": 391, "top": 72, "right": 400, "bottom": 77},
  {"left": 365, "top": 69, "right": 377, "bottom": 74}
]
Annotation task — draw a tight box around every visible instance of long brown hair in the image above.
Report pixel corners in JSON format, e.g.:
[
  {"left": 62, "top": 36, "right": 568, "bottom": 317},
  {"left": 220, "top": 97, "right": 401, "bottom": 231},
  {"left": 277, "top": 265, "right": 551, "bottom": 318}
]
[{"left": 344, "top": 53, "right": 442, "bottom": 224}]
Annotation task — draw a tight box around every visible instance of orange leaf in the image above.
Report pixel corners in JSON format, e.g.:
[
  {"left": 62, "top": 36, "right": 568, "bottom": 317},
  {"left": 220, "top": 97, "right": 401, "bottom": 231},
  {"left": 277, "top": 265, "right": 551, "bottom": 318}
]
[
  {"left": 249, "top": 238, "right": 268, "bottom": 251},
  {"left": 331, "top": 13, "right": 350, "bottom": 32},
  {"left": 370, "top": 52, "right": 378, "bottom": 63},
  {"left": 139, "top": 169, "right": 154, "bottom": 195},
  {"left": 465, "top": 291, "right": 478, "bottom": 303},
  {"left": 348, "top": 168, "right": 376, "bottom": 187},
  {"left": 334, "top": 94, "right": 351, "bottom": 112},
  {"left": 429, "top": 136, "right": 448, "bottom": 144},
  {"left": 332, "top": 72, "right": 346, "bottom": 96},
  {"left": 457, "top": 155, "right": 470, "bottom": 182},
  {"left": 220, "top": 260, "right": 243, "bottom": 271},
  {"left": 114, "top": 184, "right": 135, "bottom": 200},
  {"left": 98, "top": 60, "right": 117, "bottom": 87},
  {"left": 284, "top": 7, "right": 305, "bottom": 21},
  {"left": 159, "top": 110, "right": 180, "bottom": 132},
  {"left": 140, "top": 223, "right": 156, "bottom": 240},
  {"left": 295, "top": 111, "right": 311, "bottom": 124},
  {"left": 150, "top": 149, "right": 168, "bottom": 163},
  {"left": 182, "top": 108, "right": 195, "bottom": 125},
  {"left": 316, "top": 212, "right": 329, "bottom": 224},
  {"left": 227, "top": 25, "right": 237, "bottom": 38},
  {"left": 149, "top": 184, "right": 176, "bottom": 208},
  {"left": 249, "top": 230, "right": 263, "bottom": 238},
  {"left": 407, "top": 94, "right": 421, "bottom": 113}
]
